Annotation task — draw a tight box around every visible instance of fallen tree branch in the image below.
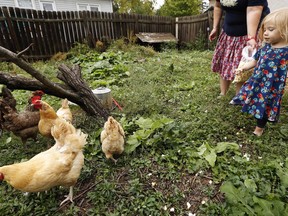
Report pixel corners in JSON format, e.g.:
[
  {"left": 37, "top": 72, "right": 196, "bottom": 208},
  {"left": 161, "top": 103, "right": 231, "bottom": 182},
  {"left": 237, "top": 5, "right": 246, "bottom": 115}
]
[
  {"left": 0, "top": 46, "right": 109, "bottom": 120},
  {"left": 57, "top": 64, "right": 109, "bottom": 119},
  {"left": 0, "top": 72, "right": 66, "bottom": 92}
]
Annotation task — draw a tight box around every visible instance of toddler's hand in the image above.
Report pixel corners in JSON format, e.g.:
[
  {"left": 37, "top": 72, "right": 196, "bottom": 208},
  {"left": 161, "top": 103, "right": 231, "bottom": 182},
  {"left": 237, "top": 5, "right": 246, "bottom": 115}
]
[{"left": 235, "top": 68, "right": 243, "bottom": 74}]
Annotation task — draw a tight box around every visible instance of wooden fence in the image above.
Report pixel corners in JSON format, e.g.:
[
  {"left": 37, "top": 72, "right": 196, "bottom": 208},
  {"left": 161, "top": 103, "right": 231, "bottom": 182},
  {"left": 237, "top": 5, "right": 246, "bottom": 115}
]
[
  {"left": 0, "top": 6, "right": 212, "bottom": 60},
  {"left": 177, "top": 13, "right": 211, "bottom": 43}
]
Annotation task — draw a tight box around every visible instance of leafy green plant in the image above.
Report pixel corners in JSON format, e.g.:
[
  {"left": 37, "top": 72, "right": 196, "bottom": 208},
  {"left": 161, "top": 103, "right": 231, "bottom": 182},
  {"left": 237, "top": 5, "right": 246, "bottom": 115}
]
[
  {"left": 125, "top": 116, "right": 174, "bottom": 153},
  {"left": 0, "top": 43, "right": 288, "bottom": 215}
]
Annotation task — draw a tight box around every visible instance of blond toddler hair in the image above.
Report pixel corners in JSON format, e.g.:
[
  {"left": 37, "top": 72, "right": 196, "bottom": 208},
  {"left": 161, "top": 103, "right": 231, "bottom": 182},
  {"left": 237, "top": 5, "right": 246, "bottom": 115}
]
[{"left": 258, "top": 8, "right": 288, "bottom": 43}]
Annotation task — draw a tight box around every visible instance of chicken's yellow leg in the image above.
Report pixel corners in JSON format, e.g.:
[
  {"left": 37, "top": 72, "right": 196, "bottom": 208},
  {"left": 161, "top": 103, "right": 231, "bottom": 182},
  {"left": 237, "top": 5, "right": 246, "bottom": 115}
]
[{"left": 60, "top": 186, "right": 74, "bottom": 206}]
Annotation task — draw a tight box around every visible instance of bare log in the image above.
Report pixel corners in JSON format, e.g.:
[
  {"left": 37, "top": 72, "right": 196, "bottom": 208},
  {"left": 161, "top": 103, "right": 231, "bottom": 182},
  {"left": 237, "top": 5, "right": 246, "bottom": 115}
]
[
  {"left": 0, "top": 46, "right": 72, "bottom": 97},
  {"left": 0, "top": 46, "right": 109, "bottom": 120},
  {"left": 58, "top": 64, "right": 109, "bottom": 119},
  {"left": 0, "top": 71, "right": 81, "bottom": 101},
  {"left": 0, "top": 72, "right": 45, "bottom": 90}
]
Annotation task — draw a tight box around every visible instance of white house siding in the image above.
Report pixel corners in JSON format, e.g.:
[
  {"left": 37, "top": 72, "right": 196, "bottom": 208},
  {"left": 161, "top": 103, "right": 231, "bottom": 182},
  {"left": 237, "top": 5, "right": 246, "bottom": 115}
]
[
  {"left": 53, "top": 0, "right": 113, "bottom": 12},
  {"left": 0, "top": 0, "right": 113, "bottom": 12},
  {"left": 0, "top": 0, "right": 15, "bottom": 7}
]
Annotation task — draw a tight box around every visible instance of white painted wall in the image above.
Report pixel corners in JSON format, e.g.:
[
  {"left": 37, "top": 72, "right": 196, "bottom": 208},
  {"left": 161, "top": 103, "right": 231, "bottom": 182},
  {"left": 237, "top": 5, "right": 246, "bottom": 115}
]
[{"left": 0, "top": 0, "right": 113, "bottom": 12}]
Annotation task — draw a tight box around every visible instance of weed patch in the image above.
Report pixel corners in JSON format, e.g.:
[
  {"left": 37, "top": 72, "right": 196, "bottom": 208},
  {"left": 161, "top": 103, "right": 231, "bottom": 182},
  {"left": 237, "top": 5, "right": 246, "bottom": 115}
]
[{"left": 0, "top": 43, "right": 287, "bottom": 215}]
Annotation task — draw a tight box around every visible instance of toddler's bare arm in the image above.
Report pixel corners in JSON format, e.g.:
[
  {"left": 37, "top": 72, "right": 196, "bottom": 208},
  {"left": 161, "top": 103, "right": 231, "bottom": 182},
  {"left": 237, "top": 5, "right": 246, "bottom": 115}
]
[{"left": 236, "top": 60, "right": 257, "bottom": 72}]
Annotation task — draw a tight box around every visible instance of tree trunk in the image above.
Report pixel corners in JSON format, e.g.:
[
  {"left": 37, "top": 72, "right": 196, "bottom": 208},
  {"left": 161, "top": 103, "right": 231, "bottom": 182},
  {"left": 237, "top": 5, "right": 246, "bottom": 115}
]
[{"left": 0, "top": 46, "right": 109, "bottom": 121}]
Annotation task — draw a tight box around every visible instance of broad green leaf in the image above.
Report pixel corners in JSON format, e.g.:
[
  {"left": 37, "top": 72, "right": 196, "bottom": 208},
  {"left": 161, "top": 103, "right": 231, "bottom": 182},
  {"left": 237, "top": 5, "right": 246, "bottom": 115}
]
[
  {"left": 197, "top": 144, "right": 207, "bottom": 156},
  {"left": 253, "top": 196, "right": 285, "bottom": 216},
  {"left": 220, "top": 181, "right": 242, "bottom": 205},
  {"left": 125, "top": 135, "right": 141, "bottom": 154},
  {"left": 244, "top": 179, "right": 257, "bottom": 192},
  {"left": 204, "top": 150, "right": 217, "bottom": 167},
  {"left": 220, "top": 181, "right": 256, "bottom": 215},
  {"left": 151, "top": 121, "right": 164, "bottom": 130},
  {"left": 276, "top": 167, "right": 288, "bottom": 188},
  {"left": 215, "top": 142, "right": 240, "bottom": 153},
  {"left": 135, "top": 129, "right": 153, "bottom": 140},
  {"left": 160, "top": 117, "right": 174, "bottom": 124},
  {"left": 135, "top": 117, "right": 153, "bottom": 129}
]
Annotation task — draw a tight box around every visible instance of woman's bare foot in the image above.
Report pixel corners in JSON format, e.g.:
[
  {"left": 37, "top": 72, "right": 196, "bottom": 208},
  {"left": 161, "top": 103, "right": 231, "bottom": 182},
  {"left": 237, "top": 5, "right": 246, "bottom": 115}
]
[{"left": 253, "top": 126, "right": 264, "bottom": 136}]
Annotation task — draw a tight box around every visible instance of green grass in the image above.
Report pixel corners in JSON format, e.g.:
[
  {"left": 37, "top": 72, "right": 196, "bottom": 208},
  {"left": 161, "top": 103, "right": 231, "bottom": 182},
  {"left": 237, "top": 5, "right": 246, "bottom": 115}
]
[{"left": 0, "top": 42, "right": 288, "bottom": 215}]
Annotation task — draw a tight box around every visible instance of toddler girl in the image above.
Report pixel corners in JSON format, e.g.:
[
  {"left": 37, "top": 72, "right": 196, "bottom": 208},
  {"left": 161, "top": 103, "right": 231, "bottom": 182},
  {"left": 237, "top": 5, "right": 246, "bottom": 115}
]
[{"left": 230, "top": 8, "right": 288, "bottom": 136}]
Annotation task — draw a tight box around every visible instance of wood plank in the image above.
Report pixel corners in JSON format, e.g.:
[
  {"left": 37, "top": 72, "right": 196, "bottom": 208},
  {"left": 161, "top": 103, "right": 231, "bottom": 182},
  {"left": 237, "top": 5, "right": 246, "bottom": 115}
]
[
  {"left": 78, "top": 11, "right": 86, "bottom": 43},
  {"left": 73, "top": 11, "right": 83, "bottom": 43},
  {"left": 66, "top": 11, "right": 77, "bottom": 47},
  {"left": 45, "top": 11, "right": 56, "bottom": 54},
  {"left": 51, "top": 11, "right": 64, "bottom": 52},
  {"left": 54, "top": 11, "right": 66, "bottom": 52},
  {"left": 20, "top": 8, "right": 34, "bottom": 55},
  {"left": 104, "top": 12, "right": 112, "bottom": 39},
  {"left": 107, "top": 12, "right": 114, "bottom": 40},
  {"left": 12, "top": 7, "right": 27, "bottom": 51},
  {"left": 111, "top": 13, "right": 118, "bottom": 39},
  {"left": 90, "top": 10, "right": 99, "bottom": 41},
  {"left": 42, "top": 10, "right": 56, "bottom": 55},
  {"left": 0, "top": 7, "right": 15, "bottom": 51},
  {"left": 60, "top": 11, "right": 70, "bottom": 51},
  {"left": 98, "top": 11, "right": 105, "bottom": 40},
  {"left": 87, "top": 10, "right": 95, "bottom": 46},
  {"left": 25, "top": 9, "right": 41, "bottom": 56},
  {"left": 5, "top": 7, "right": 21, "bottom": 52},
  {"left": 136, "top": 32, "right": 177, "bottom": 43},
  {"left": 102, "top": 12, "right": 108, "bottom": 39},
  {"left": 35, "top": 10, "right": 51, "bottom": 57},
  {"left": 30, "top": 9, "right": 45, "bottom": 56}
]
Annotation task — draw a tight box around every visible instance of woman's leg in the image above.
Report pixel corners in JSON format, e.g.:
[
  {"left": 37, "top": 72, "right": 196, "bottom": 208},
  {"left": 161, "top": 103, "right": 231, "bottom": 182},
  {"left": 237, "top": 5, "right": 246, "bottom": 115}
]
[{"left": 220, "top": 77, "right": 231, "bottom": 96}]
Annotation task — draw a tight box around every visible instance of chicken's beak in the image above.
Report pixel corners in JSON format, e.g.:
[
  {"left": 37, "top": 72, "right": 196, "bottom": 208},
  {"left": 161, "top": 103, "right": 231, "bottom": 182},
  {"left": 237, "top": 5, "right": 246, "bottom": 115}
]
[{"left": 33, "top": 100, "right": 42, "bottom": 109}]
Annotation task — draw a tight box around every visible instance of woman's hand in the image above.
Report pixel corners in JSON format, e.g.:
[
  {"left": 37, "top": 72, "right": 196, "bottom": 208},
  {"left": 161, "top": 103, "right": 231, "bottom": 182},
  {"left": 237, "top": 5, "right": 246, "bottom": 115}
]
[
  {"left": 209, "top": 28, "right": 218, "bottom": 41},
  {"left": 247, "top": 38, "right": 257, "bottom": 49}
]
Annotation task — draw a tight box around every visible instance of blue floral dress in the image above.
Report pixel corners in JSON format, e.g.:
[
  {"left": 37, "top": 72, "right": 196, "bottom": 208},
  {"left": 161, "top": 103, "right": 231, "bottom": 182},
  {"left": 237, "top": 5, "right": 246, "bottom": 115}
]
[{"left": 231, "top": 43, "right": 288, "bottom": 121}]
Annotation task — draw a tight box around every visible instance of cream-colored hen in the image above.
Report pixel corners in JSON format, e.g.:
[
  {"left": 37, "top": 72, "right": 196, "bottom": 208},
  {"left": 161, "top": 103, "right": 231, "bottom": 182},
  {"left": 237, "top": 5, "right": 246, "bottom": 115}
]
[
  {"left": 100, "top": 116, "right": 125, "bottom": 163},
  {"left": 56, "top": 98, "right": 73, "bottom": 123},
  {"left": 0, "top": 119, "right": 87, "bottom": 206}
]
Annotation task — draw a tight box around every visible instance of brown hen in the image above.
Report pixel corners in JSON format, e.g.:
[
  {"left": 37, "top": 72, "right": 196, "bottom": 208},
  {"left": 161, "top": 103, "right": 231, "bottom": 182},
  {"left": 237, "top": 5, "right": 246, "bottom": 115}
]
[{"left": 0, "top": 88, "right": 44, "bottom": 144}]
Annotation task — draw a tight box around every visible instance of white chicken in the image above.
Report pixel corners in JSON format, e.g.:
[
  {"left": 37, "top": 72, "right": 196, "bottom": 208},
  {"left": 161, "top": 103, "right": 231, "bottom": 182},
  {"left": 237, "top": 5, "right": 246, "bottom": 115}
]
[{"left": 56, "top": 98, "right": 73, "bottom": 123}]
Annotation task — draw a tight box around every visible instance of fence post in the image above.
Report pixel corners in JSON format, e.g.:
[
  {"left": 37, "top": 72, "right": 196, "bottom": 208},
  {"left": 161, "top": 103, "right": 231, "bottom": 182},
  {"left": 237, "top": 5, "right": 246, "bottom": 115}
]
[
  {"left": 175, "top": 17, "right": 179, "bottom": 40},
  {"left": 82, "top": 11, "right": 94, "bottom": 48},
  {"left": 2, "top": 7, "right": 21, "bottom": 52},
  {"left": 135, "top": 14, "right": 139, "bottom": 34}
]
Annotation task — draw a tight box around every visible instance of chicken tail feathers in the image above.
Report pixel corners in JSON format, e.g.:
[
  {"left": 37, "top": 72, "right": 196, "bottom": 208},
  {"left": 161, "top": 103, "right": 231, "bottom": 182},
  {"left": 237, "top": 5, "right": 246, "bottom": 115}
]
[{"left": 51, "top": 119, "right": 87, "bottom": 151}]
